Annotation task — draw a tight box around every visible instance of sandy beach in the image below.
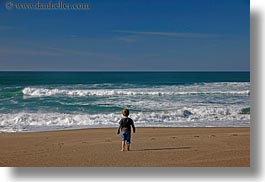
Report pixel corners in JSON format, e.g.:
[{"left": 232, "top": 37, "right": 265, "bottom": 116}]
[{"left": 0, "top": 127, "right": 249, "bottom": 167}]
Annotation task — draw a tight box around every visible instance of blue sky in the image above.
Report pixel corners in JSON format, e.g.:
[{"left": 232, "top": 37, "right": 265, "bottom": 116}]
[{"left": 0, "top": 0, "right": 249, "bottom": 71}]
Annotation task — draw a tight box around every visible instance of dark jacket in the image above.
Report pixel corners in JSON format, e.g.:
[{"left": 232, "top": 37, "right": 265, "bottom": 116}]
[{"left": 117, "top": 117, "right": 135, "bottom": 134}]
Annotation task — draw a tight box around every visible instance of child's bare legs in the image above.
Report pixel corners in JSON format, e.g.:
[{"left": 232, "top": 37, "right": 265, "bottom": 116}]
[
  {"left": 121, "top": 141, "right": 131, "bottom": 151},
  {"left": 121, "top": 141, "right": 125, "bottom": 151}
]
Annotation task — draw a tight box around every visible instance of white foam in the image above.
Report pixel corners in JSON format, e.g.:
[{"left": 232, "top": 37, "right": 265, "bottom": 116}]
[
  {"left": 0, "top": 106, "right": 250, "bottom": 132},
  {"left": 22, "top": 82, "right": 250, "bottom": 97}
]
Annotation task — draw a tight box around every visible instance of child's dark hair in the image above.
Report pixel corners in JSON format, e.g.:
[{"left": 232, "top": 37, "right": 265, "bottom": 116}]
[{"left": 122, "top": 109, "right": 129, "bottom": 117}]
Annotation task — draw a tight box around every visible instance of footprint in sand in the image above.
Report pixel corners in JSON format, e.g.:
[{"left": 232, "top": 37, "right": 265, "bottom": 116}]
[
  {"left": 210, "top": 135, "right": 216, "bottom": 137},
  {"left": 170, "top": 136, "right": 177, "bottom": 139},
  {"left": 150, "top": 138, "right": 156, "bottom": 140},
  {"left": 232, "top": 134, "right": 238, "bottom": 136},
  {"left": 193, "top": 136, "right": 200, "bottom": 138},
  {"left": 105, "top": 139, "right": 112, "bottom": 142},
  {"left": 58, "top": 143, "right": 64, "bottom": 149}
]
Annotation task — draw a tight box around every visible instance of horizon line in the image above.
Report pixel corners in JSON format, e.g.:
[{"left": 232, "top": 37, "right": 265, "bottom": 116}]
[{"left": 0, "top": 70, "right": 250, "bottom": 72}]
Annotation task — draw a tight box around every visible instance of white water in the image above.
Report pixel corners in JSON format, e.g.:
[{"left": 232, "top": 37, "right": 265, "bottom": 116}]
[
  {"left": 22, "top": 82, "right": 250, "bottom": 97},
  {"left": 0, "top": 82, "right": 250, "bottom": 132},
  {"left": 0, "top": 106, "right": 250, "bottom": 132}
]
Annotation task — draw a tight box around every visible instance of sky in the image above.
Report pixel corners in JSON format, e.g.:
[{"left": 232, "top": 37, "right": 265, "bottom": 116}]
[{"left": 0, "top": 0, "right": 250, "bottom": 71}]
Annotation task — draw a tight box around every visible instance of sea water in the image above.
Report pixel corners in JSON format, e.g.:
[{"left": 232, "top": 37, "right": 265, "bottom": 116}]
[{"left": 0, "top": 72, "right": 250, "bottom": 132}]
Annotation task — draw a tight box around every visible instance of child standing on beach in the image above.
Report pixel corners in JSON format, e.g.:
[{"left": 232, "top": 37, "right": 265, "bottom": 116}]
[{"left": 117, "top": 109, "right": 136, "bottom": 151}]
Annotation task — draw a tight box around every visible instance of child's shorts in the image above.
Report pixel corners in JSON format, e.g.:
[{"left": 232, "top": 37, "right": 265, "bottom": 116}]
[{"left": 121, "top": 131, "right": 131, "bottom": 144}]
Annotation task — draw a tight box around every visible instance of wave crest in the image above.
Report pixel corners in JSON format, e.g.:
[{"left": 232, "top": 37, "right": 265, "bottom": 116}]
[
  {"left": 0, "top": 106, "right": 250, "bottom": 132},
  {"left": 22, "top": 87, "right": 250, "bottom": 97}
]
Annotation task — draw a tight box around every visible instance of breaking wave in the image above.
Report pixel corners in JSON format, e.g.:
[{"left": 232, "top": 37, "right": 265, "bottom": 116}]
[
  {"left": 0, "top": 106, "right": 250, "bottom": 132},
  {"left": 22, "top": 82, "right": 250, "bottom": 97}
]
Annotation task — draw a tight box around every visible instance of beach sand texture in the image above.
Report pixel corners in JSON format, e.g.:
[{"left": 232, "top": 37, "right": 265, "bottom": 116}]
[{"left": 0, "top": 127, "right": 249, "bottom": 167}]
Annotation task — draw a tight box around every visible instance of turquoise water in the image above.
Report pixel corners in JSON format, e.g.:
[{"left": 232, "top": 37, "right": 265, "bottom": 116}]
[{"left": 0, "top": 72, "right": 250, "bottom": 132}]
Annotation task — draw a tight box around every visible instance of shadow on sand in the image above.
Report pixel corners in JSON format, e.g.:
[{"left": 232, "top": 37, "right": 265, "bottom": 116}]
[{"left": 132, "top": 146, "right": 192, "bottom": 152}]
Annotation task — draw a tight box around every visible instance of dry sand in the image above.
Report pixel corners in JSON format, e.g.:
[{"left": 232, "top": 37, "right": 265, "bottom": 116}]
[{"left": 0, "top": 127, "right": 249, "bottom": 167}]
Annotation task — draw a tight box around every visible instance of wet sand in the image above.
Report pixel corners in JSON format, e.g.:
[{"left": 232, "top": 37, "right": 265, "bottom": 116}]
[{"left": 0, "top": 127, "right": 250, "bottom": 167}]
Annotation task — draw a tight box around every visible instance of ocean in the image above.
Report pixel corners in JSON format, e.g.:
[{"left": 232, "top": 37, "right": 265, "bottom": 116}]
[{"left": 0, "top": 72, "right": 250, "bottom": 132}]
